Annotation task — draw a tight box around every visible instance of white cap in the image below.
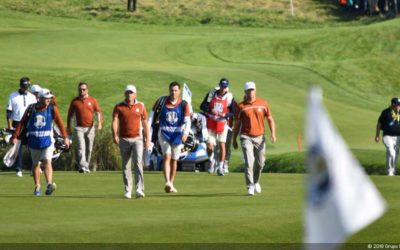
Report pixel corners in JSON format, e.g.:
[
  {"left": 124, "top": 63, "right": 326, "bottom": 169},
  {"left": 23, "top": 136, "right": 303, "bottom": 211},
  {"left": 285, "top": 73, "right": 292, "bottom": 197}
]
[
  {"left": 244, "top": 81, "right": 256, "bottom": 91},
  {"left": 30, "top": 84, "right": 42, "bottom": 93},
  {"left": 39, "top": 88, "right": 54, "bottom": 98},
  {"left": 125, "top": 85, "right": 136, "bottom": 93}
]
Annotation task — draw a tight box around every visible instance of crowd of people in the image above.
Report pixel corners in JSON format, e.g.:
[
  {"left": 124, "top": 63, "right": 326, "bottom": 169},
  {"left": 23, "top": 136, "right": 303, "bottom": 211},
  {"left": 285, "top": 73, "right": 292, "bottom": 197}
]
[
  {"left": 338, "top": 0, "right": 399, "bottom": 17},
  {"left": 6, "top": 77, "right": 277, "bottom": 198}
]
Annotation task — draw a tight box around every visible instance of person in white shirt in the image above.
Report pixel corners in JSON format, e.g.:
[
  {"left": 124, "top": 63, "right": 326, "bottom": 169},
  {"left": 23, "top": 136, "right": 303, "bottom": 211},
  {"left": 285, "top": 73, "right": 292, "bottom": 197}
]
[{"left": 6, "top": 77, "right": 37, "bottom": 177}]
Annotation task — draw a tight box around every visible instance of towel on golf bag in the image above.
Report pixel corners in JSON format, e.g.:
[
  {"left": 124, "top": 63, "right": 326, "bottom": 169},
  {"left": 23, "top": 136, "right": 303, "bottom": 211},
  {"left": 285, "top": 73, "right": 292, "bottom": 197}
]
[{"left": 3, "top": 140, "right": 21, "bottom": 167}]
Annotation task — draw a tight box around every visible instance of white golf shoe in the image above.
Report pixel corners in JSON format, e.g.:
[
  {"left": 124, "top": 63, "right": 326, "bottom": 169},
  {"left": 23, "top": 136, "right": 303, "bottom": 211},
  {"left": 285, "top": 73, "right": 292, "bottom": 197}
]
[
  {"left": 247, "top": 185, "right": 255, "bottom": 196},
  {"left": 135, "top": 190, "right": 145, "bottom": 198},
  {"left": 208, "top": 158, "right": 215, "bottom": 174},
  {"left": 255, "top": 183, "right": 262, "bottom": 194},
  {"left": 124, "top": 191, "right": 132, "bottom": 199},
  {"left": 224, "top": 160, "right": 229, "bottom": 173},
  {"left": 216, "top": 167, "right": 225, "bottom": 176}
]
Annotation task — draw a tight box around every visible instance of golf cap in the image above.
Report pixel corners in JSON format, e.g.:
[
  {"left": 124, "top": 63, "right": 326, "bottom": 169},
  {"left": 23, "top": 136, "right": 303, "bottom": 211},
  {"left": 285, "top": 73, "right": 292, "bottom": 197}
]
[
  {"left": 39, "top": 88, "right": 53, "bottom": 99},
  {"left": 30, "top": 84, "right": 42, "bottom": 93},
  {"left": 219, "top": 78, "right": 229, "bottom": 88},
  {"left": 244, "top": 81, "right": 256, "bottom": 91},
  {"left": 125, "top": 85, "right": 136, "bottom": 93},
  {"left": 20, "top": 77, "right": 30, "bottom": 86},
  {"left": 391, "top": 97, "right": 400, "bottom": 105}
]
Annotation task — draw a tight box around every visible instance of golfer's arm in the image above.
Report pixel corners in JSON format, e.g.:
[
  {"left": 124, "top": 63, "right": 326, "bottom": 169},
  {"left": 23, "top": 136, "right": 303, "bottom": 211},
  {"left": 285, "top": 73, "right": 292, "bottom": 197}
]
[
  {"left": 267, "top": 116, "right": 276, "bottom": 138},
  {"left": 94, "top": 100, "right": 103, "bottom": 126},
  {"left": 96, "top": 112, "right": 102, "bottom": 126},
  {"left": 375, "top": 122, "right": 382, "bottom": 138},
  {"left": 6, "top": 110, "right": 13, "bottom": 129},
  {"left": 147, "top": 111, "right": 154, "bottom": 138},
  {"left": 111, "top": 116, "right": 119, "bottom": 138},
  {"left": 11, "top": 114, "right": 27, "bottom": 140},
  {"left": 232, "top": 119, "right": 241, "bottom": 142},
  {"left": 142, "top": 119, "right": 150, "bottom": 144},
  {"left": 53, "top": 107, "right": 68, "bottom": 139}
]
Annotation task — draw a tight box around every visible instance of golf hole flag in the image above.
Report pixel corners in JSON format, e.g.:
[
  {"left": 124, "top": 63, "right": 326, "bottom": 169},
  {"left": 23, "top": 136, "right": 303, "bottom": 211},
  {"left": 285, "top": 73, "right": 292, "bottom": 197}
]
[{"left": 305, "top": 86, "right": 386, "bottom": 245}]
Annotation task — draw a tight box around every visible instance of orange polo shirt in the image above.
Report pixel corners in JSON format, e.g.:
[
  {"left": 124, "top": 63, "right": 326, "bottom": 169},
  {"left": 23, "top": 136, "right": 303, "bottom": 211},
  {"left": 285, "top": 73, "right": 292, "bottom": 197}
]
[
  {"left": 236, "top": 98, "right": 272, "bottom": 137},
  {"left": 113, "top": 100, "right": 148, "bottom": 138},
  {"left": 67, "top": 96, "right": 102, "bottom": 128}
]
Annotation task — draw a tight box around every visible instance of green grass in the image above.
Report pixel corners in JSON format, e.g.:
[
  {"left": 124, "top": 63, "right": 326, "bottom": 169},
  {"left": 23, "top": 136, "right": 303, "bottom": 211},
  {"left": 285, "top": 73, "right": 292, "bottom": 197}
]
[
  {"left": 0, "top": 171, "right": 399, "bottom": 243},
  {"left": 0, "top": 2, "right": 398, "bottom": 246},
  {"left": 260, "top": 149, "right": 389, "bottom": 175},
  {"left": 0, "top": 9, "right": 396, "bottom": 170}
]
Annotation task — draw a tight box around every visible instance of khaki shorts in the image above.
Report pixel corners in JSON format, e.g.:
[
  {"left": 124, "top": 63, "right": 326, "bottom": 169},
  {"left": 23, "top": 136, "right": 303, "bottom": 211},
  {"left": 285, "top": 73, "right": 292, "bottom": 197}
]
[
  {"left": 207, "top": 127, "right": 228, "bottom": 145},
  {"left": 29, "top": 146, "right": 54, "bottom": 166},
  {"left": 158, "top": 130, "right": 183, "bottom": 160}
]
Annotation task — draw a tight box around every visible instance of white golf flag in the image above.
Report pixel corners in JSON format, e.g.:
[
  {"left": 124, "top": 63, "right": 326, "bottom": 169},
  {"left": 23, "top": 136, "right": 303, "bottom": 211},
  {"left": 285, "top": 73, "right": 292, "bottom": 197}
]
[
  {"left": 182, "top": 83, "right": 193, "bottom": 113},
  {"left": 305, "top": 86, "right": 386, "bottom": 245}
]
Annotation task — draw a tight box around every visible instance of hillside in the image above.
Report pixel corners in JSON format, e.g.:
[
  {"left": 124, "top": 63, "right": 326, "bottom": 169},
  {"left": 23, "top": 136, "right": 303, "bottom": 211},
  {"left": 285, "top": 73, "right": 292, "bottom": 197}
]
[
  {"left": 0, "top": 0, "right": 365, "bottom": 28},
  {"left": 0, "top": 3, "right": 398, "bottom": 170}
]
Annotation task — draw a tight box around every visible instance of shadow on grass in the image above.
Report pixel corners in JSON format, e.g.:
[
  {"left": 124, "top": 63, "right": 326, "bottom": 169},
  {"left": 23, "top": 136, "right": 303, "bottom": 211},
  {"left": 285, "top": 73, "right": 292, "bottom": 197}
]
[
  {"left": 150, "top": 192, "right": 244, "bottom": 198},
  {"left": 0, "top": 194, "right": 121, "bottom": 199},
  {"left": 0, "top": 192, "right": 245, "bottom": 199}
]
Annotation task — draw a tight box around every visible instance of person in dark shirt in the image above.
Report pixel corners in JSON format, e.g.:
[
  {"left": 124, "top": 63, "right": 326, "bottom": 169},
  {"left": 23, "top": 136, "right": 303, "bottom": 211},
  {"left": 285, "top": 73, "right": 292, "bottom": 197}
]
[{"left": 375, "top": 97, "right": 400, "bottom": 176}]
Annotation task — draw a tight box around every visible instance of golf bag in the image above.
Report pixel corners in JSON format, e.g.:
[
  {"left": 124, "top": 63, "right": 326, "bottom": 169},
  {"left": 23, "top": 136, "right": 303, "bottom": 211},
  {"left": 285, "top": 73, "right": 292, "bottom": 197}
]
[
  {"left": 1, "top": 126, "right": 71, "bottom": 167},
  {"left": 52, "top": 126, "right": 71, "bottom": 161},
  {"left": 145, "top": 112, "right": 210, "bottom": 172},
  {"left": 0, "top": 128, "right": 13, "bottom": 148}
]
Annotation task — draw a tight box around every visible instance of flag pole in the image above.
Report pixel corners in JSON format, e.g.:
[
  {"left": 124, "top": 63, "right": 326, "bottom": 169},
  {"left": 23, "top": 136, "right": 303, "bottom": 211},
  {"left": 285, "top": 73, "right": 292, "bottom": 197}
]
[
  {"left": 290, "top": 0, "right": 295, "bottom": 16},
  {"left": 297, "top": 131, "right": 302, "bottom": 152}
]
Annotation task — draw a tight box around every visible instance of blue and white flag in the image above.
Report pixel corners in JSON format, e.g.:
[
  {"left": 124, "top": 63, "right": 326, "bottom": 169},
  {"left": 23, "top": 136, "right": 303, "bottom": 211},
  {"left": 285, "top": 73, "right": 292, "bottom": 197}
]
[{"left": 305, "top": 86, "right": 386, "bottom": 245}]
